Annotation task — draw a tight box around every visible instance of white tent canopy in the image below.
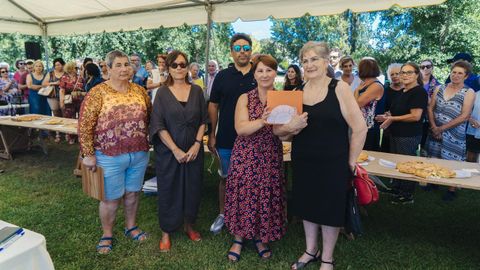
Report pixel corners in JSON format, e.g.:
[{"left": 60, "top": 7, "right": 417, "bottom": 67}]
[{"left": 0, "top": 0, "right": 445, "bottom": 36}]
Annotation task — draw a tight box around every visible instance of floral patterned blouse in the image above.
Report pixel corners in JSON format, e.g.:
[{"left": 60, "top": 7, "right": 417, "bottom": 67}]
[{"left": 78, "top": 82, "right": 152, "bottom": 157}]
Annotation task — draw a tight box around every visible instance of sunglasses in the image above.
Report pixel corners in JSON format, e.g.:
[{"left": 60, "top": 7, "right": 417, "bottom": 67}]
[
  {"left": 420, "top": 65, "right": 432, "bottom": 69},
  {"left": 232, "top": 45, "right": 251, "bottom": 52},
  {"left": 170, "top": 62, "right": 187, "bottom": 69}
]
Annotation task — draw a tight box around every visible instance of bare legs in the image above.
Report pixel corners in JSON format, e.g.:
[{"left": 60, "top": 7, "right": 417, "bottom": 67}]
[
  {"left": 292, "top": 220, "right": 339, "bottom": 270},
  {"left": 320, "top": 225, "right": 339, "bottom": 269},
  {"left": 218, "top": 178, "right": 226, "bottom": 214},
  {"left": 98, "top": 191, "right": 144, "bottom": 253}
]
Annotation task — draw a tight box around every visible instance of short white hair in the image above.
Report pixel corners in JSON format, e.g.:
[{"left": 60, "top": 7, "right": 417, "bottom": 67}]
[{"left": 386, "top": 63, "right": 402, "bottom": 82}]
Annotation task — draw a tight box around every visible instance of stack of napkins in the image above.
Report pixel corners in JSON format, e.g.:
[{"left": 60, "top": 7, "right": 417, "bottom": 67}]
[
  {"left": 0, "top": 226, "right": 25, "bottom": 252},
  {"left": 142, "top": 177, "right": 157, "bottom": 195}
]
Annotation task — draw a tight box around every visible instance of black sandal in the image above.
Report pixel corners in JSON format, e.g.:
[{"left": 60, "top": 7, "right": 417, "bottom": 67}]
[
  {"left": 291, "top": 250, "right": 319, "bottom": 269},
  {"left": 321, "top": 259, "right": 336, "bottom": 268},
  {"left": 254, "top": 239, "right": 272, "bottom": 259},
  {"left": 227, "top": 240, "right": 243, "bottom": 262}
]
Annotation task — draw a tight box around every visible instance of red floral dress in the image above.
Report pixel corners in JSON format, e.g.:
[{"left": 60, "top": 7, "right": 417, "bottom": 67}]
[{"left": 224, "top": 89, "right": 287, "bottom": 242}]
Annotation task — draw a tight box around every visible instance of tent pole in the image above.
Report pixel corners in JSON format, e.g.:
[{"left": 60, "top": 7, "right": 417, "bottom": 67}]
[
  {"left": 41, "top": 24, "right": 50, "bottom": 71},
  {"left": 204, "top": 1, "right": 213, "bottom": 88}
]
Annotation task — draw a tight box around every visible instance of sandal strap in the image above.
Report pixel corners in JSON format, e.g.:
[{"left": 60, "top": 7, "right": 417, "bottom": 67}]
[
  {"left": 99, "top": 237, "right": 114, "bottom": 241},
  {"left": 131, "top": 231, "right": 146, "bottom": 241},
  {"left": 227, "top": 251, "right": 241, "bottom": 262},
  {"left": 232, "top": 240, "right": 243, "bottom": 246},
  {"left": 321, "top": 259, "right": 336, "bottom": 266},
  {"left": 124, "top": 226, "right": 139, "bottom": 236},
  {"left": 258, "top": 248, "right": 271, "bottom": 258},
  {"left": 305, "top": 250, "right": 319, "bottom": 258}
]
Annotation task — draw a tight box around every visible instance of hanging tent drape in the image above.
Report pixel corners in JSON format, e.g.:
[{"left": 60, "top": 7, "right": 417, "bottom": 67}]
[
  {"left": 0, "top": 0, "right": 445, "bottom": 36},
  {"left": 0, "top": 0, "right": 445, "bottom": 79}
]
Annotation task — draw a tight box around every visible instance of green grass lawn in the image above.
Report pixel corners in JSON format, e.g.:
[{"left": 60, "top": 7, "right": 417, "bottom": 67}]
[{"left": 1, "top": 142, "right": 480, "bottom": 269}]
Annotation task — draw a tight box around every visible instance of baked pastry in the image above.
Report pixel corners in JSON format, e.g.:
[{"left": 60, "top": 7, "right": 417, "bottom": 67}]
[
  {"left": 283, "top": 144, "right": 291, "bottom": 155},
  {"left": 203, "top": 135, "right": 208, "bottom": 145},
  {"left": 12, "top": 115, "right": 42, "bottom": 122},
  {"left": 436, "top": 167, "right": 456, "bottom": 178},
  {"left": 414, "top": 169, "right": 433, "bottom": 178},
  {"left": 397, "top": 163, "right": 416, "bottom": 174},
  {"left": 45, "top": 119, "right": 63, "bottom": 125},
  {"left": 396, "top": 160, "right": 456, "bottom": 179},
  {"left": 357, "top": 151, "right": 369, "bottom": 163}
]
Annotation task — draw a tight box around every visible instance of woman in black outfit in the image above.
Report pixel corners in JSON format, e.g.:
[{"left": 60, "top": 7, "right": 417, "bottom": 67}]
[
  {"left": 380, "top": 63, "right": 404, "bottom": 152},
  {"left": 274, "top": 41, "right": 367, "bottom": 270},
  {"left": 376, "top": 62, "right": 428, "bottom": 204}
]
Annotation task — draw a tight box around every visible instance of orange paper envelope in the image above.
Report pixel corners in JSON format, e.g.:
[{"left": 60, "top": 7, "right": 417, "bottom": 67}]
[{"left": 266, "top": 90, "right": 303, "bottom": 124}]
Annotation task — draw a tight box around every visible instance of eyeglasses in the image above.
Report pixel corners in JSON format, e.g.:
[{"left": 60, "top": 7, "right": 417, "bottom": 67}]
[
  {"left": 400, "top": 71, "right": 416, "bottom": 76},
  {"left": 170, "top": 62, "right": 187, "bottom": 69},
  {"left": 420, "top": 65, "right": 432, "bottom": 69},
  {"left": 232, "top": 45, "right": 251, "bottom": 52}
]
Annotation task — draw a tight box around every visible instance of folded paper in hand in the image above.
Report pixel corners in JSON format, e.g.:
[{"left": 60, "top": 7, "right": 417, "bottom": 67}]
[{"left": 266, "top": 90, "right": 303, "bottom": 124}]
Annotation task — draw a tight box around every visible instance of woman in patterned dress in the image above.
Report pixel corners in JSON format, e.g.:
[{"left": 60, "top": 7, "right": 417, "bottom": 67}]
[
  {"left": 353, "top": 57, "right": 384, "bottom": 150},
  {"left": 427, "top": 60, "right": 475, "bottom": 200},
  {"left": 224, "top": 55, "right": 287, "bottom": 262},
  {"left": 60, "top": 62, "right": 85, "bottom": 144}
]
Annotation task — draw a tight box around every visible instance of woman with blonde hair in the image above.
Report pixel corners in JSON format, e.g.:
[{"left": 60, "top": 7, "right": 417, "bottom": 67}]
[
  {"left": 60, "top": 61, "right": 85, "bottom": 144},
  {"left": 26, "top": 60, "right": 50, "bottom": 116},
  {"left": 274, "top": 41, "right": 367, "bottom": 270}
]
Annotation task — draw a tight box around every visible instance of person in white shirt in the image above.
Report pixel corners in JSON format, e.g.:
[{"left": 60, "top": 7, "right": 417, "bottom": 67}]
[{"left": 336, "top": 56, "right": 361, "bottom": 92}]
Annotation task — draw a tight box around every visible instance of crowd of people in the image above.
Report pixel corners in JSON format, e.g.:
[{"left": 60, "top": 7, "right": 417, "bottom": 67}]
[{"left": 2, "top": 31, "right": 479, "bottom": 269}]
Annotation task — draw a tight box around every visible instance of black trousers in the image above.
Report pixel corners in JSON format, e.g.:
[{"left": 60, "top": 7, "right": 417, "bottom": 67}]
[{"left": 390, "top": 135, "right": 422, "bottom": 197}]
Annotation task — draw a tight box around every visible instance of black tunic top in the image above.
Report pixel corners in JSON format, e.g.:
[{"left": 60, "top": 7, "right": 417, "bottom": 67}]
[
  {"left": 389, "top": 85, "right": 428, "bottom": 137},
  {"left": 291, "top": 79, "right": 351, "bottom": 226}
]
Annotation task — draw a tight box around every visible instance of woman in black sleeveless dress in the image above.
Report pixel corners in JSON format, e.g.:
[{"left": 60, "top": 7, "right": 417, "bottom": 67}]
[{"left": 274, "top": 42, "right": 367, "bottom": 270}]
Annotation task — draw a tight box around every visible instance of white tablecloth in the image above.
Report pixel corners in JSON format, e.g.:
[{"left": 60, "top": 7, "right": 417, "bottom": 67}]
[{"left": 0, "top": 220, "right": 54, "bottom": 270}]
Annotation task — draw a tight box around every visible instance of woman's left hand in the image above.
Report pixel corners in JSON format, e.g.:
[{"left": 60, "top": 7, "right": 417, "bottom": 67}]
[
  {"left": 469, "top": 118, "right": 480, "bottom": 129},
  {"left": 185, "top": 142, "right": 201, "bottom": 162},
  {"left": 349, "top": 162, "right": 356, "bottom": 174},
  {"left": 379, "top": 116, "right": 393, "bottom": 129},
  {"left": 431, "top": 126, "right": 443, "bottom": 136}
]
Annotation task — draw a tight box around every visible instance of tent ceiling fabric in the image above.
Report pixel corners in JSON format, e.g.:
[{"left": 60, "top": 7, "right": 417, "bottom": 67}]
[{"left": 0, "top": 0, "right": 445, "bottom": 36}]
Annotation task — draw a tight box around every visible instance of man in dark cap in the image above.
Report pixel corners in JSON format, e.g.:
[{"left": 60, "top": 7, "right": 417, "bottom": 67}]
[{"left": 445, "top": 53, "right": 479, "bottom": 91}]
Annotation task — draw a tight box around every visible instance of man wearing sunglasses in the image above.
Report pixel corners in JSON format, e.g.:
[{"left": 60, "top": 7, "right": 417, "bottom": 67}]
[{"left": 208, "top": 33, "right": 257, "bottom": 235}]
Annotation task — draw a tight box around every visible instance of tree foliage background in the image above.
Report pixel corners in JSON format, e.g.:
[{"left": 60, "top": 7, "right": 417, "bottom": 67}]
[{"left": 0, "top": 0, "right": 478, "bottom": 82}]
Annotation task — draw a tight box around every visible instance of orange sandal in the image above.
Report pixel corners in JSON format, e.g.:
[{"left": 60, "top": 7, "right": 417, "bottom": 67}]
[
  {"left": 159, "top": 237, "right": 171, "bottom": 252},
  {"left": 186, "top": 230, "right": 201, "bottom": 242}
]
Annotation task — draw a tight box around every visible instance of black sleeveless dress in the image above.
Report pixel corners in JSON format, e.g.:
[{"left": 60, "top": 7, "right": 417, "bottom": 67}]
[{"left": 291, "top": 79, "right": 351, "bottom": 226}]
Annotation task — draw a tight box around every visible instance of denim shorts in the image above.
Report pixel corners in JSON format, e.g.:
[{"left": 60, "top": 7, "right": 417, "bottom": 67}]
[
  {"left": 95, "top": 150, "right": 149, "bottom": 200},
  {"left": 217, "top": 148, "right": 232, "bottom": 178}
]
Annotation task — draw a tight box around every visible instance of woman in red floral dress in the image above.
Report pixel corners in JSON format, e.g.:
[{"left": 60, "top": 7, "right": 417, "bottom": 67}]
[
  {"left": 60, "top": 62, "right": 85, "bottom": 144},
  {"left": 224, "top": 55, "right": 286, "bottom": 262}
]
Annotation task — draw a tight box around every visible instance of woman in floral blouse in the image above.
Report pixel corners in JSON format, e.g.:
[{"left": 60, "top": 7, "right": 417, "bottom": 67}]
[{"left": 79, "top": 50, "right": 152, "bottom": 254}]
